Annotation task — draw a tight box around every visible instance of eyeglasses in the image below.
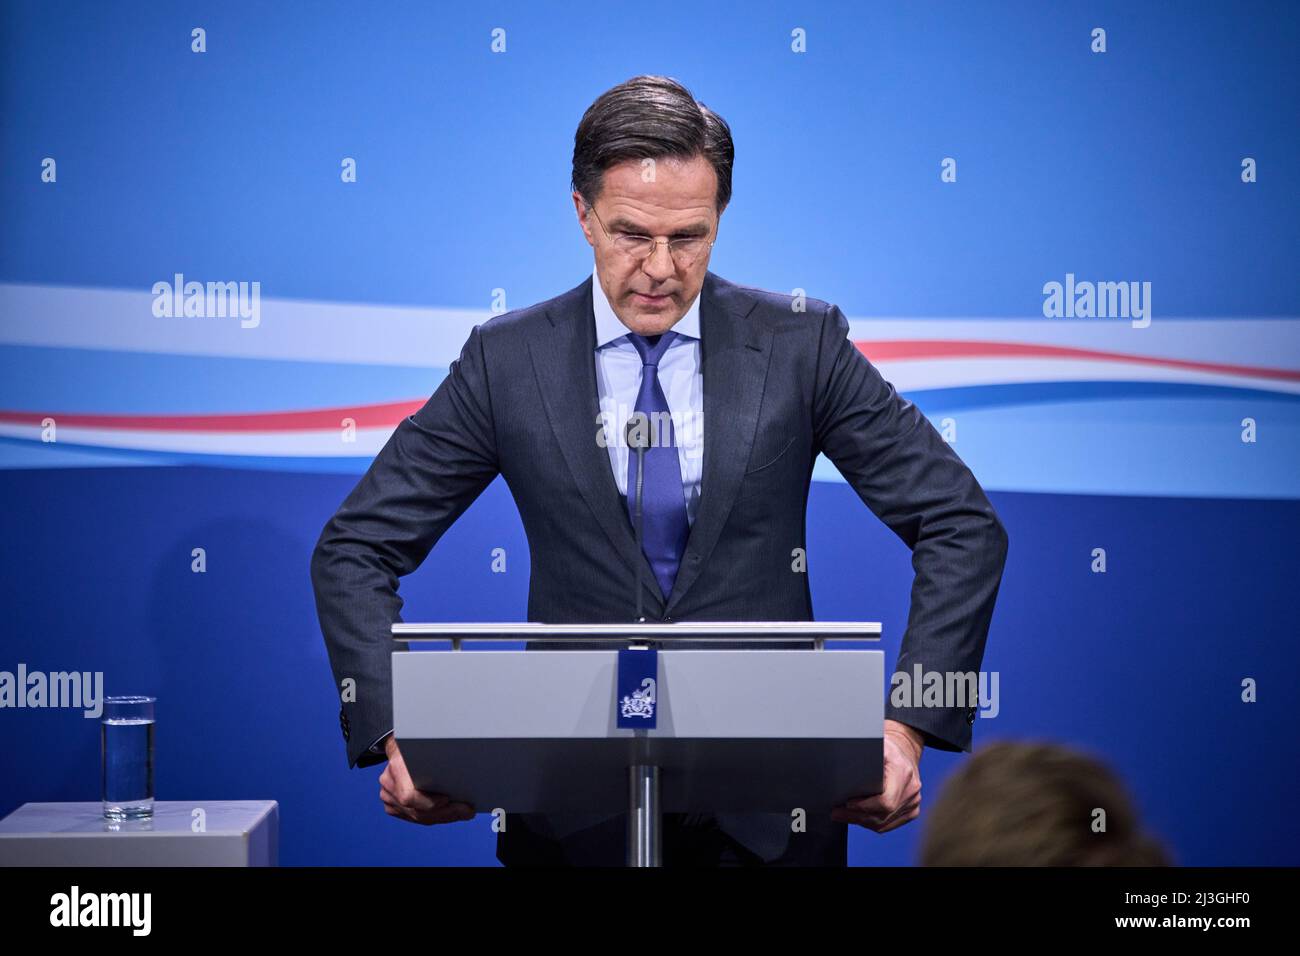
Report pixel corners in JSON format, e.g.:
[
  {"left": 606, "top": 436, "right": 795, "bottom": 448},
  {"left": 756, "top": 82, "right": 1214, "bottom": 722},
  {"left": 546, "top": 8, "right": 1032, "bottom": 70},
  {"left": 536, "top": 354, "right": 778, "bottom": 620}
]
[{"left": 586, "top": 203, "right": 716, "bottom": 268}]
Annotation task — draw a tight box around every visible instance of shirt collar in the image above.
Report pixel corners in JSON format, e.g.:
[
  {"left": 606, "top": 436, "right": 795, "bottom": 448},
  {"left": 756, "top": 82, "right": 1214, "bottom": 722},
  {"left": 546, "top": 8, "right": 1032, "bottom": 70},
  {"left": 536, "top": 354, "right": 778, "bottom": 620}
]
[{"left": 592, "top": 266, "right": 701, "bottom": 348}]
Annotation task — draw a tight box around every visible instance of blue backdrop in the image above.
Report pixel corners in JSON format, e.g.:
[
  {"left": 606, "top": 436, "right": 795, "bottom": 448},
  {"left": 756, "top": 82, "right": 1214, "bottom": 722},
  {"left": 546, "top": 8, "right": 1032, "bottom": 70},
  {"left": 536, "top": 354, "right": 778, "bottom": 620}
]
[{"left": 1, "top": 0, "right": 1297, "bottom": 865}]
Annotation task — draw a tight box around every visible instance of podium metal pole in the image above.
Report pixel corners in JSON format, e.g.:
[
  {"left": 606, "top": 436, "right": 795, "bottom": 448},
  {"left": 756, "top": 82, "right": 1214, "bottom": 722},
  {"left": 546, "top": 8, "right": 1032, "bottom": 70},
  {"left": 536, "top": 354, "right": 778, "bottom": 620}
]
[{"left": 627, "top": 764, "right": 661, "bottom": 866}]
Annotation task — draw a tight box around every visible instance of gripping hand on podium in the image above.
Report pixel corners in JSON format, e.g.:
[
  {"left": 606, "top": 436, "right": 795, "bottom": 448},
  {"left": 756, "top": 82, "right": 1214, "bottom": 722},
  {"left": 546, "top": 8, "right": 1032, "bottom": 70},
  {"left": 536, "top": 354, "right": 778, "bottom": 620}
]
[
  {"left": 379, "top": 735, "right": 476, "bottom": 825},
  {"left": 830, "top": 719, "right": 924, "bottom": 833}
]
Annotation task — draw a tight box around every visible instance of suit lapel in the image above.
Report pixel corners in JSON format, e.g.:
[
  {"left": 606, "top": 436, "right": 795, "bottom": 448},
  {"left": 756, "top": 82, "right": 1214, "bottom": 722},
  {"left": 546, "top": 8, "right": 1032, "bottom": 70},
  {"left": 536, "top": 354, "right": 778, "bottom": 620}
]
[
  {"left": 529, "top": 275, "right": 667, "bottom": 612},
  {"left": 527, "top": 271, "right": 771, "bottom": 621},
  {"left": 664, "top": 272, "right": 770, "bottom": 615}
]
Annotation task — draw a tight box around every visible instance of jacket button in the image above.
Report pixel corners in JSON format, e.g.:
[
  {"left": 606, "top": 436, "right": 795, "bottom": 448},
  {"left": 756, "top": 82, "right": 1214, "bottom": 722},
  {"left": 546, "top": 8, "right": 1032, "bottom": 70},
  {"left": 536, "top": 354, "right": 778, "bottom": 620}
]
[
  {"left": 339, "top": 707, "right": 351, "bottom": 740},
  {"left": 966, "top": 708, "right": 977, "bottom": 725}
]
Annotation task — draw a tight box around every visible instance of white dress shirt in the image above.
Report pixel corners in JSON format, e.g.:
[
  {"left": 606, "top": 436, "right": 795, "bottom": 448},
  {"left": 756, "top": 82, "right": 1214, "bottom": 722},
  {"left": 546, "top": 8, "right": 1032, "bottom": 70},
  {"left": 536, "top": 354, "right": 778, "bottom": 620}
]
[{"left": 591, "top": 267, "right": 704, "bottom": 526}]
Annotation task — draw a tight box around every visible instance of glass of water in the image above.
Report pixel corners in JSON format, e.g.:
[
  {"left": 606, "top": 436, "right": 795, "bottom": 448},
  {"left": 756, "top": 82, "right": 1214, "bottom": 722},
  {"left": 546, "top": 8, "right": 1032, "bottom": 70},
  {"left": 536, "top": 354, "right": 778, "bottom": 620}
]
[{"left": 101, "top": 696, "right": 155, "bottom": 820}]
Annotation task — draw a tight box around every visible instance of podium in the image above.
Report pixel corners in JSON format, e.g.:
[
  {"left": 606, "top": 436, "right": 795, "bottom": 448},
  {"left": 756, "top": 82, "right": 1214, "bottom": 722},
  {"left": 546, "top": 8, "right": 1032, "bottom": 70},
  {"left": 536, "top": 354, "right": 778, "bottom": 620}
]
[{"left": 391, "top": 622, "right": 883, "bottom": 866}]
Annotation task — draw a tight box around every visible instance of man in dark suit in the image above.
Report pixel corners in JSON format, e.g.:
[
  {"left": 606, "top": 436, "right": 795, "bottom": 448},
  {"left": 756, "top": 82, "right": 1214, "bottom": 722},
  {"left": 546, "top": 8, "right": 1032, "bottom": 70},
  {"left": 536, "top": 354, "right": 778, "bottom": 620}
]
[{"left": 310, "top": 75, "right": 1008, "bottom": 866}]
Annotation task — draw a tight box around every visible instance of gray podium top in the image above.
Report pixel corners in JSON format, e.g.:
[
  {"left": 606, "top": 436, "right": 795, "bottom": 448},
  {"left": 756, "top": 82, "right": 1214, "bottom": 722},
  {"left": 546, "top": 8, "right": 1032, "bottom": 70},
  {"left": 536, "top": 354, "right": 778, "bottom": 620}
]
[
  {"left": 0, "top": 801, "right": 279, "bottom": 867},
  {"left": 392, "top": 622, "right": 886, "bottom": 814}
]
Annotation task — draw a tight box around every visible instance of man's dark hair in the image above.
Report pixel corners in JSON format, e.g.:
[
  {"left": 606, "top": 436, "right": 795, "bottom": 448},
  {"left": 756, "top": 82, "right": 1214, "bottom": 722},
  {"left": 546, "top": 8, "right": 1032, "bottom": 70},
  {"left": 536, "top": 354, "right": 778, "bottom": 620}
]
[
  {"left": 919, "top": 740, "right": 1172, "bottom": 866},
  {"left": 571, "top": 75, "right": 734, "bottom": 213}
]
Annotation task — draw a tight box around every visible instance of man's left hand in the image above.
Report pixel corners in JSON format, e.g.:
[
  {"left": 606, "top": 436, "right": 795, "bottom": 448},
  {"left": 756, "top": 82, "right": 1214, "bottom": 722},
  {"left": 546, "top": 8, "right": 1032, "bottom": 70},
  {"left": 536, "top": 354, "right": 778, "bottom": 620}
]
[{"left": 832, "top": 719, "right": 924, "bottom": 832}]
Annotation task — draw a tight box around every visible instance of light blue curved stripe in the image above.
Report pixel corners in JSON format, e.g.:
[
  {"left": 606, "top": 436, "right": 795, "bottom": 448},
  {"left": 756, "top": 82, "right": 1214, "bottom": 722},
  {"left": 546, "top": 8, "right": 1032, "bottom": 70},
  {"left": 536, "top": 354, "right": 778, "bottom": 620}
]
[
  {"left": 0, "top": 345, "right": 448, "bottom": 413},
  {"left": 817, "top": 394, "right": 1300, "bottom": 499},
  {"left": 7, "top": 393, "right": 1297, "bottom": 499},
  {"left": 0, "top": 437, "right": 179, "bottom": 469},
  {"left": 907, "top": 380, "right": 1300, "bottom": 414},
  {"left": 0, "top": 436, "right": 373, "bottom": 474}
]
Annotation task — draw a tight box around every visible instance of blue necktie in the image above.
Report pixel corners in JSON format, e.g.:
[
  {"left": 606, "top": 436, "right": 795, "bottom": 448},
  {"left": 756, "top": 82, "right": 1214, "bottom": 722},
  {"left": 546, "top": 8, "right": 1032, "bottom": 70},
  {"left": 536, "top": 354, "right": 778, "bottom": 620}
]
[{"left": 626, "top": 331, "right": 689, "bottom": 602}]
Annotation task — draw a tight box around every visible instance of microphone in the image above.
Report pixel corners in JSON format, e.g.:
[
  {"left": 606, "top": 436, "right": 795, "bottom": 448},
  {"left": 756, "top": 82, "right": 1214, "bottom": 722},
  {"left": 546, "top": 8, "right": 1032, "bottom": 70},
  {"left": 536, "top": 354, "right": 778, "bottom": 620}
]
[{"left": 625, "top": 413, "right": 650, "bottom": 624}]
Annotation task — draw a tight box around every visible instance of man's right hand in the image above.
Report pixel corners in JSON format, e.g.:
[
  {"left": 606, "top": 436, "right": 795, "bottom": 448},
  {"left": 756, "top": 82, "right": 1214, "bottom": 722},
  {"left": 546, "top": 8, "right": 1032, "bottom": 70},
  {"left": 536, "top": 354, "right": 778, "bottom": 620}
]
[{"left": 379, "top": 735, "right": 476, "bottom": 825}]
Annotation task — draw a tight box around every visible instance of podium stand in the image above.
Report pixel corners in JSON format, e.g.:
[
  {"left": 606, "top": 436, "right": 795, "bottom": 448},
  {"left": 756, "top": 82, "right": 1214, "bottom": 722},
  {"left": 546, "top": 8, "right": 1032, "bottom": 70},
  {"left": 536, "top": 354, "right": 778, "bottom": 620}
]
[{"left": 391, "top": 622, "right": 883, "bottom": 866}]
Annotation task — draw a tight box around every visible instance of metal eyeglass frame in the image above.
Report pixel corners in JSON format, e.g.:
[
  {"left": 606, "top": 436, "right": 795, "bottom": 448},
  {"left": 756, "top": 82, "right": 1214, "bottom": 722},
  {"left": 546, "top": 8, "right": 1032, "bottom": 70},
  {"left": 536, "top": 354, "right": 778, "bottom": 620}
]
[{"left": 585, "top": 201, "right": 716, "bottom": 268}]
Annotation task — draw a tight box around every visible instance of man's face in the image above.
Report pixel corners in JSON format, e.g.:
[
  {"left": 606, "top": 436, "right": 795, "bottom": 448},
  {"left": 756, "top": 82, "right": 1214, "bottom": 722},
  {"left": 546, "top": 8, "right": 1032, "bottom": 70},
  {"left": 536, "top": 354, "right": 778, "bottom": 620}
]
[{"left": 573, "top": 154, "right": 721, "bottom": 336}]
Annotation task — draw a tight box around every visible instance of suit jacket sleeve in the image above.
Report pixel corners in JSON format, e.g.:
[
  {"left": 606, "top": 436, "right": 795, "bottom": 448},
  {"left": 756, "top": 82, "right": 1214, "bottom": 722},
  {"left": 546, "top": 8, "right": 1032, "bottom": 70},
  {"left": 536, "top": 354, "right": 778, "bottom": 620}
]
[
  {"left": 812, "top": 303, "right": 1009, "bottom": 752},
  {"left": 310, "top": 323, "right": 500, "bottom": 768}
]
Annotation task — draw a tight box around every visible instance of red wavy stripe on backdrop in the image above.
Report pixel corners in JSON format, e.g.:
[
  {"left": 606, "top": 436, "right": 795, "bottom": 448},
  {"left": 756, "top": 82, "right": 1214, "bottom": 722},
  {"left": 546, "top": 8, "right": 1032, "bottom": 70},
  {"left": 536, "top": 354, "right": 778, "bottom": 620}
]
[
  {"left": 856, "top": 340, "right": 1300, "bottom": 382},
  {"left": 1, "top": 341, "right": 1296, "bottom": 433},
  {"left": 0, "top": 400, "right": 425, "bottom": 432}
]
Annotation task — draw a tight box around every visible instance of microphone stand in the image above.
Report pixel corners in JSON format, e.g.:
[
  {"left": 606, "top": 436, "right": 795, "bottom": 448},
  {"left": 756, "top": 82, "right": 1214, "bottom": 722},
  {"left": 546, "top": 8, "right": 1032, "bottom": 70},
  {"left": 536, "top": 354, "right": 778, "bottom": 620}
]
[
  {"left": 625, "top": 416, "right": 649, "bottom": 625},
  {"left": 624, "top": 413, "right": 660, "bottom": 865}
]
